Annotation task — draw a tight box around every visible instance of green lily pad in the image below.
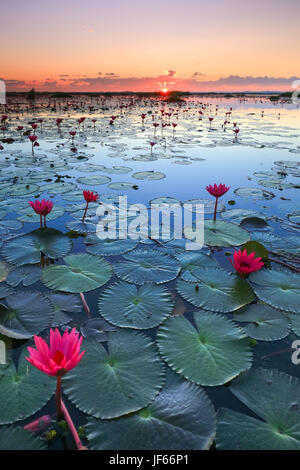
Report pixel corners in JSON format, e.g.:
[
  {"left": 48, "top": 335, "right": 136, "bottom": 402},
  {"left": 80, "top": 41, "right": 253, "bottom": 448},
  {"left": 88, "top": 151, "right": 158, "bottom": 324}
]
[
  {"left": 41, "top": 253, "right": 112, "bottom": 293},
  {"left": 77, "top": 176, "right": 111, "bottom": 185},
  {"left": 113, "top": 249, "right": 181, "bottom": 284},
  {"left": 86, "top": 372, "right": 216, "bottom": 450},
  {"left": 175, "top": 252, "right": 219, "bottom": 281},
  {"left": 0, "top": 292, "right": 54, "bottom": 339},
  {"left": 234, "top": 187, "right": 275, "bottom": 200},
  {"left": 0, "top": 347, "right": 55, "bottom": 425},
  {"left": 157, "top": 312, "right": 252, "bottom": 386},
  {"left": 132, "top": 171, "right": 165, "bottom": 180},
  {"left": 17, "top": 205, "right": 65, "bottom": 223},
  {"left": 250, "top": 269, "right": 300, "bottom": 313},
  {"left": 185, "top": 220, "right": 250, "bottom": 247},
  {"left": 176, "top": 268, "right": 255, "bottom": 313},
  {"left": 1, "top": 229, "right": 72, "bottom": 266},
  {"left": 0, "top": 426, "right": 47, "bottom": 450},
  {"left": 63, "top": 331, "right": 165, "bottom": 419},
  {"left": 46, "top": 292, "right": 82, "bottom": 327},
  {"left": 216, "top": 368, "right": 300, "bottom": 450},
  {"left": 6, "top": 265, "right": 41, "bottom": 287},
  {"left": 236, "top": 303, "right": 291, "bottom": 341},
  {"left": 85, "top": 235, "right": 138, "bottom": 256},
  {"left": 40, "top": 182, "right": 77, "bottom": 194},
  {"left": 98, "top": 282, "right": 174, "bottom": 329}
]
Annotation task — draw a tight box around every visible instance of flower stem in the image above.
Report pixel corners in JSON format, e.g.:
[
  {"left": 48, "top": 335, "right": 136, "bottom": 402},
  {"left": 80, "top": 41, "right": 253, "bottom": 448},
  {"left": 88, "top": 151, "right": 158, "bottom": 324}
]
[
  {"left": 80, "top": 292, "right": 91, "bottom": 317},
  {"left": 61, "top": 400, "right": 87, "bottom": 450},
  {"left": 82, "top": 202, "right": 88, "bottom": 223},
  {"left": 213, "top": 197, "right": 218, "bottom": 221},
  {"left": 44, "top": 216, "right": 47, "bottom": 228},
  {"left": 56, "top": 376, "right": 63, "bottom": 419},
  {"left": 40, "top": 215, "right": 43, "bottom": 229}
]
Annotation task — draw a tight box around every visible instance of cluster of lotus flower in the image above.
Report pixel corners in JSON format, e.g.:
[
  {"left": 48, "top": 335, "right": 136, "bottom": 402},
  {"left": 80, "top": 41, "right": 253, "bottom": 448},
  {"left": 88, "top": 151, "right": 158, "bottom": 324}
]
[{"left": 28, "top": 185, "right": 264, "bottom": 278}]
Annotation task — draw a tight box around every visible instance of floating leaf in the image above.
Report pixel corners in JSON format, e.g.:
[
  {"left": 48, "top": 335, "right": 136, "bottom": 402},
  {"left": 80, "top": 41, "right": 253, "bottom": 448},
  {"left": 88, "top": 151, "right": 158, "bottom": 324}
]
[
  {"left": 0, "top": 426, "right": 46, "bottom": 450},
  {"left": 41, "top": 253, "right": 112, "bottom": 293},
  {"left": 86, "top": 372, "right": 216, "bottom": 450},
  {"left": 176, "top": 268, "right": 255, "bottom": 313},
  {"left": 236, "top": 303, "right": 290, "bottom": 341},
  {"left": 98, "top": 282, "right": 174, "bottom": 329},
  {"left": 6, "top": 265, "right": 41, "bottom": 287},
  {"left": 1, "top": 228, "right": 72, "bottom": 266},
  {"left": 175, "top": 252, "right": 219, "bottom": 281},
  {"left": 85, "top": 235, "right": 138, "bottom": 256},
  {"left": 63, "top": 331, "right": 165, "bottom": 419},
  {"left": 0, "top": 292, "right": 54, "bottom": 339},
  {"left": 250, "top": 269, "right": 300, "bottom": 313},
  {"left": 0, "top": 347, "right": 55, "bottom": 425},
  {"left": 185, "top": 220, "right": 250, "bottom": 247},
  {"left": 157, "top": 312, "right": 252, "bottom": 386},
  {"left": 113, "top": 249, "right": 181, "bottom": 284},
  {"left": 242, "top": 240, "right": 269, "bottom": 259},
  {"left": 216, "top": 368, "right": 300, "bottom": 450}
]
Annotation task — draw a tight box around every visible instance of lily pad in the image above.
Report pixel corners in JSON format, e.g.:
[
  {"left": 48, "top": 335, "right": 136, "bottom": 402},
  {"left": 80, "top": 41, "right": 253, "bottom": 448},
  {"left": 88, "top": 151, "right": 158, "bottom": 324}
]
[
  {"left": 1, "top": 229, "right": 72, "bottom": 266},
  {"left": 6, "top": 265, "right": 41, "bottom": 287},
  {"left": 175, "top": 252, "right": 219, "bottom": 281},
  {"left": 0, "top": 347, "right": 55, "bottom": 425},
  {"left": 176, "top": 268, "right": 255, "bottom": 313},
  {"left": 236, "top": 303, "right": 291, "bottom": 341},
  {"left": 0, "top": 292, "right": 54, "bottom": 339},
  {"left": 41, "top": 253, "right": 112, "bottom": 293},
  {"left": 0, "top": 426, "right": 47, "bottom": 450},
  {"left": 132, "top": 171, "right": 165, "bottom": 180},
  {"left": 63, "top": 331, "right": 165, "bottom": 419},
  {"left": 250, "top": 269, "right": 300, "bottom": 313},
  {"left": 86, "top": 372, "right": 216, "bottom": 450},
  {"left": 113, "top": 249, "right": 181, "bottom": 284},
  {"left": 85, "top": 235, "right": 138, "bottom": 256},
  {"left": 185, "top": 220, "right": 250, "bottom": 247},
  {"left": 157, "top": 312, "right": 252, "bottom": 386},
  {"left": 98, "top": 282, "right": 174, "bottom": 329},
  {"left": 234, "top": 187, "right": 275, "bottom": 200},
  {"left": 216, "top": 368, "right": 300, "bottom": 450}
]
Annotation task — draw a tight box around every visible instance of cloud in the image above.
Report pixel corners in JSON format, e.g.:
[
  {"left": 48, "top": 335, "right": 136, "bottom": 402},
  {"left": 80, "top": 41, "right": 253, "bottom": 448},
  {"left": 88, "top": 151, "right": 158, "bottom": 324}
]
[{"left": 3, "top": 74, "right": 299, "bottom": 92}]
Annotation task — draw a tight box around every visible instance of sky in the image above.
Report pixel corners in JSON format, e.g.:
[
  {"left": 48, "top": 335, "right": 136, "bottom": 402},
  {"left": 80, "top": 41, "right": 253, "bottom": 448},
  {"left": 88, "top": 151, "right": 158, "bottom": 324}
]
[{"left": 0, "top": 0, "right": 299, "bottom": 92}]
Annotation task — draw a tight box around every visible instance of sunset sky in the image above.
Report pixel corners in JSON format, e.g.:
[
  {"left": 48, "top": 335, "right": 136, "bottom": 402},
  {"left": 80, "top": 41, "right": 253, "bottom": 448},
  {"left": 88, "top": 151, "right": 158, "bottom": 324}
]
[{"left": 1, "top": 0, "right": 299, "bottom": 92}]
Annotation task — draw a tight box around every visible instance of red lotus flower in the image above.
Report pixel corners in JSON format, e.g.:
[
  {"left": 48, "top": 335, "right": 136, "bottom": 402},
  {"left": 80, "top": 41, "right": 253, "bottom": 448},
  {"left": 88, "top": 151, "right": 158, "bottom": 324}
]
[
  {"left": 17, "top": 126, "right": 24, "bottom": 131},
  {"left": 56, "top": 118, "right": 63, "bottom": 126},
  {"left": 26, "top": 328, "right": 85, "bottom": 377},
  {"left": 32, "top": 124, "right": 38, "bottom": 130},
  {"left": 206, "top": 183, "right": 230, "bottom": 221},
  {"left": 82, "top": 191, "right": 99, "bottom": 222},
  {"left": 83, "top": 190, "right": 99, "bottom": 203},
  {"left": 28, "top": 199, "right": 53, "bottom": 228},
  {"left": 206, "top": 183, "right": 230, "bottom": 198},
  {"left": 230, "top": 249, "right": 264, "bottom": 277},
  {"left": 28, "top": 135, "right": 37, "bottom": 143}
]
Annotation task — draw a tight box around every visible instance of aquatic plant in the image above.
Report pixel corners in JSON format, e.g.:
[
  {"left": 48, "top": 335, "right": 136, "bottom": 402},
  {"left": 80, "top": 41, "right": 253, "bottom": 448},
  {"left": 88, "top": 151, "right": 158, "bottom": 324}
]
[
  {"left": 229, "top": 249, "right": 264, "bottom": 277},
  {"left": 82, "top": 190, "right": 99, "bottom": 222},
  {"left": 28, "top": 199, "right": 54, "bottom": 228},
  {"left": 206, "top": 183, "right": 230, "bottom": 220}
]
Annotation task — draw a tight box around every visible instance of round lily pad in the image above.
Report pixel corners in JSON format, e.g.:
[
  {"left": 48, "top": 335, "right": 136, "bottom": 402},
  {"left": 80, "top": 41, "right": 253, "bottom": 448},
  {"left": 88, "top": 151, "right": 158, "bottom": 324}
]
[
  {"left": 41, "top": 253, "right": 112, "bottom": 293},
  {"left": 185, "top": 220, "right": 250, "bottom": 247},
  {"left": 132, "top": 171, "right": 165, "bottom": 180},
  {"left": 249, "top": 269, "right": 300, "bottom": 313},
  {"left": 176, "top": 268, "right": 255, "bottom": 313},
  {"left": 236, "top": 303, "right": 291, "bottom": 341},
  {"left": 6, "top": 265, "right": 41, "bottom": 287},
  {"left": 234, "top": 187, "right": 275, "bottom": 200},
  {"left": 98, "top": 282, "right": 174, "bottom": 329},
  {"left": 175, "top": 252, "right": 219, "bottom": 281},
  {"left": 1, "top": 228, "right": 72, "bottom": 266},
  {"left": 113, "top": 249, "right": 181, "bottom": 284},
  {"left": 63, "top": 331, "right": 165, "bottom": 419},
  {"left": 86, "top": 372, "right": 216, "bottom": 450},
  {"left": 85, "top": 235, "right": 139, "bottom": 256},
  {"left": 0, "top": 347, "right": 55, "bottom": 425},
  {"left": 77, "top": 176, "right": 111, "bottom": 185},
  {"left": 216, "top": 368, "right": 300, "bottom": 450},
  {"left": 0, "top": 291, "right": 54, "bottom": 339},
  {"left": 157, "top": 312, "right": 252, "bottom": 386},
  {"left": 0, "top": 426, "right": 47, "bottom": 450},
  {"left": 46, "top": 292, "right": 82, "bottom": 327}
]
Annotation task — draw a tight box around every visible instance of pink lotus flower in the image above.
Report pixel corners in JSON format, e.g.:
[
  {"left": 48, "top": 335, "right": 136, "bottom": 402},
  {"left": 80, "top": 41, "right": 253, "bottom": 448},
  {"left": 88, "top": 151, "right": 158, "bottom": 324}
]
[
  {"left": 26, "top": 328, "right": 85, "bottom": 420},
  {"left": 26, "top": 328, "right": 85, "bottom": 377},
  {"left": 28, "top": 199, "right": 53, "bottom": 227},
  {"left": 206, "top": 183, "right": 230, "bottom": 221},
  {"left": 230, "top": 249, "right": 264, "bottom": 277}
]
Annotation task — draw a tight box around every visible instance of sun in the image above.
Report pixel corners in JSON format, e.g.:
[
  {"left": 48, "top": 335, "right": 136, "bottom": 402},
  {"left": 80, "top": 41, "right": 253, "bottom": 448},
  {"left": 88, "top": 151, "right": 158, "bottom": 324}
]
[{"left": 162, "top": 88, "right": 168, "bottom": 94}]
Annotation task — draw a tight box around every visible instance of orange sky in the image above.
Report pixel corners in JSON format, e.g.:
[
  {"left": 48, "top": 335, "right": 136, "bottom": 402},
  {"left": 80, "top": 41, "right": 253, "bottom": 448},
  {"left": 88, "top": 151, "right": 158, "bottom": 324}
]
[{"left": 1, "top": 0, "right": 299, "bottom": 92}]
